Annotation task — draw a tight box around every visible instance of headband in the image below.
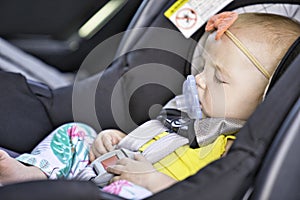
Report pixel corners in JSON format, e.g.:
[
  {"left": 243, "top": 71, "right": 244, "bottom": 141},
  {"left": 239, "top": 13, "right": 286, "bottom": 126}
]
[{"left": 205, "top": 12, "right": 271, "bottom": 80}]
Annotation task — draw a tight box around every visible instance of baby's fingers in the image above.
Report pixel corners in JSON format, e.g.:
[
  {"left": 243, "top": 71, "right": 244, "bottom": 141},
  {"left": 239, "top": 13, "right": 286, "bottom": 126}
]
[
  {"left": 134, "top": 153, "right": 146, "bottom": 161},
  {"left": 106, "top": 165, "right": 124, "bottom": 175},
  {"left": 89, "top": 150, "right": 96, "bottom": 162},
  {"left": 110, "top": 176, "right": 121, "bottom": 183},
  {"left": 103, "top": 135, "right": 115, "bottom": 152},
  {"left": 91, "top": 141, "right": 107, "bottom": 157}
]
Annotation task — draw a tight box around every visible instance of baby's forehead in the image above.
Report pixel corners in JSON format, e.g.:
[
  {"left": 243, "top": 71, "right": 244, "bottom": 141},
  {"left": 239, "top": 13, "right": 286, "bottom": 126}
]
[
  {"left": 202, "top": 33, "right": 260, "bottom": 75},
  {"left": 203, "top": 33, "right": 239, "bottom": 62}
]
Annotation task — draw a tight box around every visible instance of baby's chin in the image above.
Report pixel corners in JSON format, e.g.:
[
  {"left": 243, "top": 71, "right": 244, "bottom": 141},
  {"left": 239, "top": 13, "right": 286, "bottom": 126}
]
[
  {"left": 201, "top": 108, "right": 226, "bottom": 119},
  {"left": 200, "top": 103, "right": 224, "bottom": 119},
  {"left": 200, "top": 107, "right": 210, "bottom": 118}
]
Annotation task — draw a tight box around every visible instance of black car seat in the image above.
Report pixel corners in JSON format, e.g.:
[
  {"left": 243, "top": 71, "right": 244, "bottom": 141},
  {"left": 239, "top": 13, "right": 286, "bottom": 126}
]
[
  {"left": 0, "top": 0, "right": 299, "bottom": 199},
  {"left": 0, "top": 0, "right": 299, "bottom": 153},
  {"left": 1, "top": 39, "right": 299, "bottom": 200}
]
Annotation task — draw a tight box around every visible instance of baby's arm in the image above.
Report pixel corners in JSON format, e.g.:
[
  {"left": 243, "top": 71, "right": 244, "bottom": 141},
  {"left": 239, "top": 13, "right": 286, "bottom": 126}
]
[{"left": 89, "top": 129, "right": 126, "bottom": 161}]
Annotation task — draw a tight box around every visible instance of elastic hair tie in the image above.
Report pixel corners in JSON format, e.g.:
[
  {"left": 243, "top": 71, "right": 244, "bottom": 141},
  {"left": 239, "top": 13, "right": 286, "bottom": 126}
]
[{"left": 205, "top": 12, "right": 271, "bottom": 80}]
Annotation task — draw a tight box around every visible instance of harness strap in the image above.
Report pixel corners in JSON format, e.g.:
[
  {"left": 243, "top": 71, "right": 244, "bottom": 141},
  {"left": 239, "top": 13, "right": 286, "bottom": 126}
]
[
  {"left": 117, "top": 119, "right": 168, "bottom": 151},
  {"left": 140, "top": 132, "right": 188, "bottom": 163},
  {"left": 117, "top": 119, "right": 188, "bottom": 163}
]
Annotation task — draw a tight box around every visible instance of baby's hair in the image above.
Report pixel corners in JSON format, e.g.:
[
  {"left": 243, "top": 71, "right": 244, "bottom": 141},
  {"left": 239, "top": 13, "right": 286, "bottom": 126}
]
[{"left": 231, "top": 13, "right": 300, "bottom": 73}]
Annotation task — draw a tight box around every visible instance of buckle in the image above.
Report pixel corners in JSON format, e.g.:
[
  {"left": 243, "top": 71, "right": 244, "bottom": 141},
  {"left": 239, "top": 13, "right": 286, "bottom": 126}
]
[{"left": 89, "top": 148, "right": 136, "bottom": 187}]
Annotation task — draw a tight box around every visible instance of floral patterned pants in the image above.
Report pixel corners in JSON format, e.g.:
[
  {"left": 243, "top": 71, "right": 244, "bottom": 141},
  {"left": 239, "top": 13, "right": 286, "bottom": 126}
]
[{"left": 16, "top": 122, "right": 152, "bottom": 199}]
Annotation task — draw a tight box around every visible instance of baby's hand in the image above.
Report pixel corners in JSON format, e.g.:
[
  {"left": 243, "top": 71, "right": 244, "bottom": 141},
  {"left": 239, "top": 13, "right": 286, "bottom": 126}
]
[
  {"left": 107, "top": 154, "right": 177, "bottom": 193},
  {"left": 89, "top": 129, "right": 126, "bottom": 161}
]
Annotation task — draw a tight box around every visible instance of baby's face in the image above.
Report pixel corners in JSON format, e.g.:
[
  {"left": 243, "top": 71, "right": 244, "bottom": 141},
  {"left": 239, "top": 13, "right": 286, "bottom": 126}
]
[{"left": 195, "top": 32, "right": 267, "bottom": 120}]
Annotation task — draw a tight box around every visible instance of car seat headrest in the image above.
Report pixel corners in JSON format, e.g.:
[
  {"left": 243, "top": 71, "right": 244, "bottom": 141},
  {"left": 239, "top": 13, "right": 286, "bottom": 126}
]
[{"left": 266, "top": 36, "right": 300, "bottom": 96}]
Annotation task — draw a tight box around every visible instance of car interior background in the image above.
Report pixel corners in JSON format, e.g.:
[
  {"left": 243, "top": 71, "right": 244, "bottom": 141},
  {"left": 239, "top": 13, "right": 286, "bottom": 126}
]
[{"left": 0, "top": 0, "right": 299, "bottom": 199}]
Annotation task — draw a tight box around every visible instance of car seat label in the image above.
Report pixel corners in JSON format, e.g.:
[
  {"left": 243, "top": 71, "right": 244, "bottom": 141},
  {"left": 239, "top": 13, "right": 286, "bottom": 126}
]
[{"left": 164, "top": 0, "right": 234, "bottom": 38}]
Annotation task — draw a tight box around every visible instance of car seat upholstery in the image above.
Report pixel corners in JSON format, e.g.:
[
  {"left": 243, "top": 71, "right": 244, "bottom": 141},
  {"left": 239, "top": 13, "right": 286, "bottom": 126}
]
[
  {"left": 250, "top": 87, "right": 300, "bottom": 199},
  {"left": 0, "top": 0, "right": 299, "bottom": 199},
  {"left": 0, "top": 37, "right": 74, "bottom": 89}
]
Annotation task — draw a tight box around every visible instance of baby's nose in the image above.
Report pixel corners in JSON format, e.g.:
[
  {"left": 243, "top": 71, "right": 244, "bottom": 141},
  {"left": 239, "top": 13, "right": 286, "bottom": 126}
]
[{"left": 195, "top": 73, "right": 206, "bottom": 89}]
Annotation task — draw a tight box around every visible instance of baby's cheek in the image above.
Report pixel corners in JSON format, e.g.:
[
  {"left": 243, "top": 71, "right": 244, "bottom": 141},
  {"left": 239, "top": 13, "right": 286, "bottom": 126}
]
[
  {"left": 208, "top": 90, "right": 225, "bottom": 117},
  {"left": 224, "top": 99, "right": 249, "bottom": 120}
]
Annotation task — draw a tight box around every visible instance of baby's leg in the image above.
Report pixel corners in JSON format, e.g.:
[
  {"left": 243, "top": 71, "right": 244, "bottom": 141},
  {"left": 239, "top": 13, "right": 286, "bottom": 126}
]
[
  {"left": 16, "top": 123, "right": 97, "bottom": 179},
  {"left": 0, "top": 150, "right": 46, "bottom": 185}
]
